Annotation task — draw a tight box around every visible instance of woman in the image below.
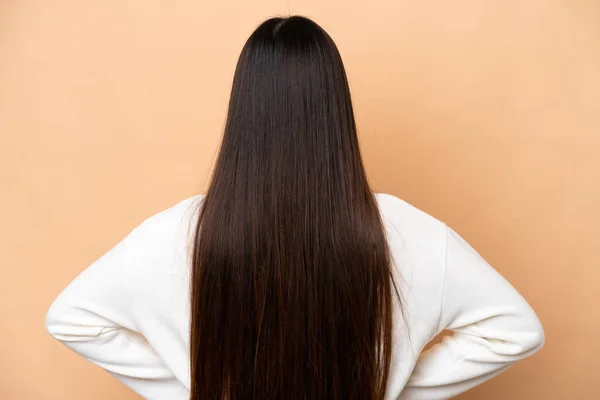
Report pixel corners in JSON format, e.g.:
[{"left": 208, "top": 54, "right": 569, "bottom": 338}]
[{"left": 45, "top": 15, "right": 544, "bottom": 400}]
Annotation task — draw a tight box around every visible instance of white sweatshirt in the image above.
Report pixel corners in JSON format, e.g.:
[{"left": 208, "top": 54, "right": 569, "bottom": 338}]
[{"left": 45, "top": 193, "right": 545, "bottom": 400}]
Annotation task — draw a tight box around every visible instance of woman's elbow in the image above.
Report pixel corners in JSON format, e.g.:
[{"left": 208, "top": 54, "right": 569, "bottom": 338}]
[
  {"left": 530, "top": 316, "right": 545, "bottom": 353},
  {"left": 45, "top": 300, "right": 67, "bottom": 340},
  {"left": 45, "top": 299, "right": 89, "bottom": 342},
  {"left": 515, "top": 308, "right": 545, "bottom": 356},
  {"left": 489, "top": 306, "right": 545, "bottom": 358},
  {"left": 45, "top": 298, "right": 119, "bottom": 343}
]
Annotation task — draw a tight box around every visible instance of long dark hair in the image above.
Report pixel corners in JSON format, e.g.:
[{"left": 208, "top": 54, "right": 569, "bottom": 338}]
[{"left": 190, "top": 15, "right": 401, "bottom": 400}]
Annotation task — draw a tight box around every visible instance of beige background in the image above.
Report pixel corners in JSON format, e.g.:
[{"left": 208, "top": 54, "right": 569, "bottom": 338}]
[{"left": 1, "top": 0, "right": 598, "bottom": 399}]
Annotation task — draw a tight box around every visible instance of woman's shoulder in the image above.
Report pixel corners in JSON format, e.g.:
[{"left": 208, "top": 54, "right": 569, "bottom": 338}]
[
  {"left": 118, "top": 195, "right": 204, "bottom": 271},
  {"left": 374, "top": 192, "right": 447, "bottom": 241},
  {"left": 374, "top": 192, "right": 447, "bottom": 280},
  {"left": 374, "top": 193, "right": 448, "bottom": 346},
  {"left": 132, "top": 195, "right": 204, "bottom": 240},
  {"left": 136, "top": 192, "right": 448, "bottom": 248},
  {"left": 133, "top": 192, "right": 448, "bottom": 256},
  {"left": 140, "top": 194, "right": 204, "bottom": 228}
]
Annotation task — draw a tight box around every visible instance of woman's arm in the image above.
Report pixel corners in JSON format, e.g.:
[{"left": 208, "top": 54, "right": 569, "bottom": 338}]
[
  {"left": 399, "top": 225, "right": 545, "bottom": 400},
  {"left": 45, "top": 221, "right": 189, "bottom": 400}
]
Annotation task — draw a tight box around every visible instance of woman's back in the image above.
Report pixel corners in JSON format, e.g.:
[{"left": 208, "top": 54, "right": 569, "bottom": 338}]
[
  {"left": 45, "top": 15, "right": 543, "bottom": 399},
  {"left": 46, "top": 192, "right": 544, "bottom": 399}
]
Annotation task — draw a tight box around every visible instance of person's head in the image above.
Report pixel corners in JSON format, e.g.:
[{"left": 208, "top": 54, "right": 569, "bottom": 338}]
[{"left": 190, "top": 15, "right": 401, "bottom": 400}]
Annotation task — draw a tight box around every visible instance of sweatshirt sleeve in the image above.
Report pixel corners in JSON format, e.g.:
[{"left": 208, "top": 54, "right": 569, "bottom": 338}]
[
  {"left": 398, "top": 225, "right": 545, "bottom": 400},
  {"left": 45, "top": 221, "right": 189, "bottom": 400}
]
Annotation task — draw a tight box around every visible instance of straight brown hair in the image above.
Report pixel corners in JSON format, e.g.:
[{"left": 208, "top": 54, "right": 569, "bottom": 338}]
[{"left": 190, "top": 15, "right": 401, "bottom": 400}]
